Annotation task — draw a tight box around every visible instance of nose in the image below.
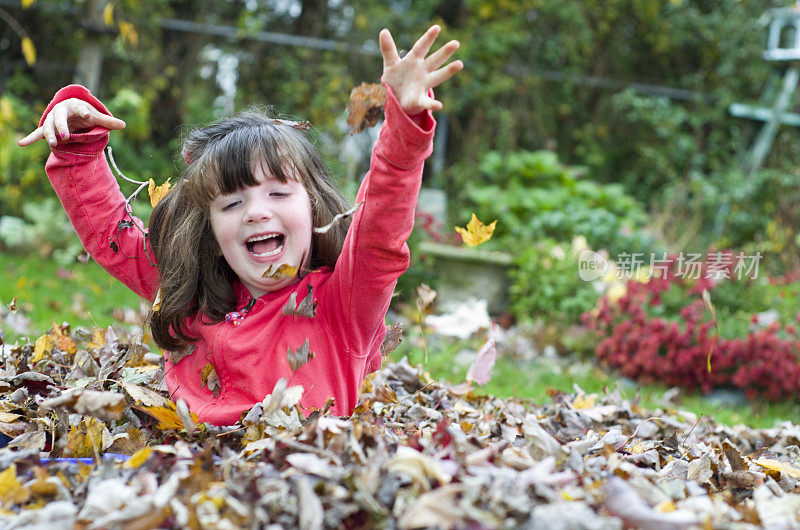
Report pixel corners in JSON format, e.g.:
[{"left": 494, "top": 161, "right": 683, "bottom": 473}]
[{"left": 243, "top": 196, "right": 272, "bottom": 224}]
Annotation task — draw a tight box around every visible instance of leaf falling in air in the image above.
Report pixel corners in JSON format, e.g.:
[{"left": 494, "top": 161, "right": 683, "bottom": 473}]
[
  {"left": 263, "top": 263, "right": 298, "bottom": 279},
  {"left": 314, "top": 202, "right": 363, "bottom": 234},
  {"left": 283, "top": 284, "right": 317, "bottom": 318},
  {"left": 416, "top": 284, "right": 437, "bottom": 315},
  {"left": 118, "top": 21, "right": 138, "bottom": 47},
  {"left": 466, "top": 331, "right": 497, "bottom": 386},
  {"left": 701, "top": 289, "right": 719, "bottom": 373},
  {"left": 21, "top": 37, "right": 36, "bottom": 66},
  {"left": 380, "top": 323, "right": 403, "bottom": 357},
  {"left": 21, "top": 0, "right": 36, "bottom": 8},
  {"left": 7, "top": 296, "right": 18, "bottom": 312},
  {"left": 102, "top": 2, "right": 114, "bottom": 26},
  {"left": 287, "top": 338, "right": 315, "bottom": 372},
  {"left": 455, "top": 213, "right": 497, "bottom": 247},
  {"left": 346, "top": 83, "right": 386, "bottom": 134},
  {"left": 201, "top": 363, "right": 221, "bottom": 398},
  {"left": 148, "top": 179, "right": 171, "bottom": 208}
]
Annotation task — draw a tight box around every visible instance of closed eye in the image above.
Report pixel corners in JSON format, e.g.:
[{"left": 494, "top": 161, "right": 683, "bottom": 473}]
[
  {"left": 221, "top": 200, "right": 240, "bottom": 211},
  {"left": 270, "top": 192, "right": 291, "bottom": 198}
]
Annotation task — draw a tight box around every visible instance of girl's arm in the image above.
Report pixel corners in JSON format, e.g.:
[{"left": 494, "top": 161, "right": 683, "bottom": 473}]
[
  {"left": 326, "top": 26, "right": 462, "bottom": 373},
  {"left": 18, "top": 86, "right": 160, "bottom": 301}
]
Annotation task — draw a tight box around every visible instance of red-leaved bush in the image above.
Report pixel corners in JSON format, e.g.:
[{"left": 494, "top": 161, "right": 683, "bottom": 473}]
[{"left": 582, "top": 252, "right": 800, "bottom": 401}]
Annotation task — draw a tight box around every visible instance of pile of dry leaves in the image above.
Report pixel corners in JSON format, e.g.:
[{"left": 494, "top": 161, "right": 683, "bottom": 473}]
[{"left": 2, "top": 323, "right": 800, "bottom": 529}]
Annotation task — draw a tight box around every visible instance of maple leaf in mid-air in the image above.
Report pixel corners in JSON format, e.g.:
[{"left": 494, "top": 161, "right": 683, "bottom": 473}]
[
  {"left": 455, "top": 213, "right": 497, "bottom": 247},
  {"left": 287, "top": 338, "right": 315, "bottom": 371},
  {"left": 283, "top": 284, "right": 317, "bottom": 318},
  {"left": 346, "top": 83, "right": 386, "bottom": 134}
]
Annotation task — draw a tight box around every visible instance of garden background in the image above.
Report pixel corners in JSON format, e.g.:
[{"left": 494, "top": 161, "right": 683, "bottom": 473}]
[{"left": 3, "top": 0, "right": 800, "bottom": 429}]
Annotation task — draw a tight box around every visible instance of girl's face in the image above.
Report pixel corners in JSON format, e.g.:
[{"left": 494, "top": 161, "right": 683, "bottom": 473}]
[{"left": 209, "top": 161, "right": 313, "bottom": 298}]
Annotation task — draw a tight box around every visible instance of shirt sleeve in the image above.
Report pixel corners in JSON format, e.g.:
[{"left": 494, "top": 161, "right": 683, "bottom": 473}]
[
  {"left": 42, "top": 85, "right": 159, "bottom": 301},
  {"left": 324, "top": 82, "right": 436, "bottom": 373}
]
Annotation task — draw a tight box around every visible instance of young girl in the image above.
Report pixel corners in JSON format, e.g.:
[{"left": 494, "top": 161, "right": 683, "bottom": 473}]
[{"left": 19, "top": 26, "right": 462, "bottom": 426}]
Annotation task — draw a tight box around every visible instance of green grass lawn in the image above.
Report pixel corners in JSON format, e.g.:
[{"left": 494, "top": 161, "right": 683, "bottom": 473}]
[
  {"left": 391, "top": 329, "right": 800, "bottom": 430},
  {"left": 0, "top": 252, "right": 145, "bottom": 339}
]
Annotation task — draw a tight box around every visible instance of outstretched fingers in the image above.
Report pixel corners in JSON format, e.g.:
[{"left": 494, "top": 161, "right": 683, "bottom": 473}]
[
  {"left": 424, "top": 39, "right": 460, "bottom": 71},
  {"left": 379, "top": 28, "right": 401, "bottom": 68},
  {"left": 409, "top": 25, "right": 441, "bottom": 60},
  {"left": 426, "top": 58, "right": 464, "bottom": 89}
]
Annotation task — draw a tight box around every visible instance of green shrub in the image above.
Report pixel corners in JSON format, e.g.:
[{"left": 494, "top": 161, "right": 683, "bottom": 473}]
[
  {"left": 464, "top": 150, "right": 653, "bottom": 257},
  {"left": 0, "top": 94, "right": 51, "bottom": 217},
  {"left": 0, "top": 198, "right": 83, "bottom": 266},
  {"left": 510, "top": 238, "right": 601, "bottom": 324}
]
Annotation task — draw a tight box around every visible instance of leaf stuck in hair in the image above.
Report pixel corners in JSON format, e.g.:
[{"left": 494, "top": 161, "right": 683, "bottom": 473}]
[{"left": 148, "top": 179, "right": 172, "bottom": 208}]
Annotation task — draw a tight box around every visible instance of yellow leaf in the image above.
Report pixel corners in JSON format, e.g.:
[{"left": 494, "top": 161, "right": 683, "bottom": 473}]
[
  {"left": 32, "top": 334, "right": 55, "bottom": 363},
  {"left": 87, "top": 326, "right": 106, "bottom": 349},
  {"left": 124, "top": 446, "right": 152, "bottom": 469},
  {"left": 152, "top": 288, "right": 162, "bottom": 312},
  {"left": 118, "top": 21, "right": 138, "bottom": 47},
  {"left": 21, "top": 37, "right": 36, "bottom": 66},
  {"left": 753, "top": 457, "right": 800, "bottom": 478},
  {"left": 21, "top": 0, "right": 36, "bottom": 9},
  {"left": 148, "top": 178, "right": 171, "bottom": 208},
  {"left": 455, "top": 213, "right": 497, "bottom": 247},
  {"left": 142, "top": 402, "right": 198, "bottom": 431},
  {"left": 103, "top": 2, "right": 114, "bottom": 27},
  {"left": 141, "top": 404, "right": 183, "bottom": 430},
  {"left": 655, "top": 500, "right": 677, "bottom": 512},
  {"left": 0, "top": 464, "right": 30, "bottom": 508},
  {"left": 572, "top": 394, "right": 597, "bottom": 409},
  {"left": 262, "top": 263, "right": 298, "bottom": 279}
]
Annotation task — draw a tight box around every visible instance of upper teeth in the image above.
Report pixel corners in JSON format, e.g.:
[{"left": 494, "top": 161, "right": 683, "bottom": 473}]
[
  {"left": 247, "top": 234, "right": 279, "bottom": 243},
  {"left": 247, "top": 233, "right": 283, "bottom": 257}
]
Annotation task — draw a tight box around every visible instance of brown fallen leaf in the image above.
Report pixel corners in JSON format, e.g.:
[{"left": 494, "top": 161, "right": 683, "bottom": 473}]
[
  {"left": 39, "top": 388, "right": 126, "bottom": 421},
  {"left": 201, "top": 363, "right": 221, "bottom": 398},
  {"left": 287, "top": 338, "right": 315, "bottom": 372},
  {"left": 416, "top": 284, "right": 437, "bottom": 315},
  {"left": 283, "top": 284, "right": 317, "bottom": 318},
  {"left": 380, "top": 323, "right": 403, "bottom": 357},
  {"left": 120, "top": 381, "right": 169, "bottom": 407},
  {"left": 346, "top": 82, "right": 386, "bottom": 134}
]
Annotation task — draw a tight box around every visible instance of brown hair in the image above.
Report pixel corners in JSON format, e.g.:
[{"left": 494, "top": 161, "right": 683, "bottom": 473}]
[{"left": 148, "top": 109, "right": 351, "bottom": 351}]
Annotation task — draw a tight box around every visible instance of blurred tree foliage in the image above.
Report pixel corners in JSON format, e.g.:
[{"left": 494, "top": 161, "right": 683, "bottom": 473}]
[{"left": 1, "top": 0, "right": 798, "bottom": 265}]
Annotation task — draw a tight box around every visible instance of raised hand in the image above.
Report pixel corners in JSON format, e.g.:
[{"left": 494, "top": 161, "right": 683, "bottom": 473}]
[
  {"left": 379, "top": 25, "right": 463, "bottom": 116},
  {"left": 17, "top": 98, "right": 126, "bottom": 148}
]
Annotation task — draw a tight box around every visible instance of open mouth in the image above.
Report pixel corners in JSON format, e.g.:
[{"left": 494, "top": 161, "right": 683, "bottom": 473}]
[{"left": 245, "top": 233, "right": 285, "bottom": 257}]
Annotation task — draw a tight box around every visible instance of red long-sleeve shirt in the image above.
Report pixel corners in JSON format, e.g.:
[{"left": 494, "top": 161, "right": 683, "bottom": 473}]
[{"left": 42, "top": 84, "right": 434, "bottom": 425}]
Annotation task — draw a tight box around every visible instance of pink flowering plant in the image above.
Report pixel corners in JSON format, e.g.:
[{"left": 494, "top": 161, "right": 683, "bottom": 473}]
[{"left": 583, "top": 251, "right": 800, "bottom": 401}]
